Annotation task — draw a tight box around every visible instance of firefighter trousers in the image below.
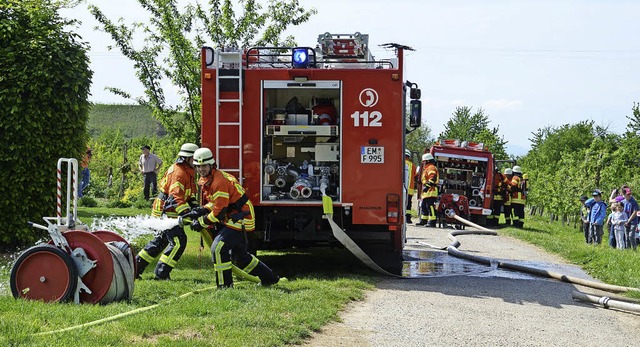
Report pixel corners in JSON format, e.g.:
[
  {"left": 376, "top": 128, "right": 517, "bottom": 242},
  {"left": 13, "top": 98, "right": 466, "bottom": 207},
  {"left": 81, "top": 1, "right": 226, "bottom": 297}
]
[
  {"left": 419, "top": 197, "right": 438, "bottom": 224},
  {"left": 488, "top": 200, "right": 503, "bottom": 227},
  {"left": 503, "top": 203, "right": 512, "bottom": 226},
  {"left": 136, "top": 224, "right": 187, "bottom": 279},
  {"left": 511, "top": 203, "right": 525, "bottom": 228},
  {"left": 211, "top": 226, "right": 279, "bottom": 288}
]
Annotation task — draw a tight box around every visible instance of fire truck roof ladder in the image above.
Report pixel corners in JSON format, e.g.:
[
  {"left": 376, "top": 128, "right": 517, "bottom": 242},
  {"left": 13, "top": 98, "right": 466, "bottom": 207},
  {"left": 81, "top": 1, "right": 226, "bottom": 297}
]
[{"left": 215, "top": 50, "right": 243, "bottom": 183}]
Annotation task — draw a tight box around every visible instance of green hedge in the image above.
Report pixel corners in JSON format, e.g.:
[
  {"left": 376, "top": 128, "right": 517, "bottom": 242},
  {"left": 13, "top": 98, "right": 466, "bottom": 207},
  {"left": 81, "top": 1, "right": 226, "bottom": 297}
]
[{"left": 0, "top": 0, "right": 92, "bottom": 248}]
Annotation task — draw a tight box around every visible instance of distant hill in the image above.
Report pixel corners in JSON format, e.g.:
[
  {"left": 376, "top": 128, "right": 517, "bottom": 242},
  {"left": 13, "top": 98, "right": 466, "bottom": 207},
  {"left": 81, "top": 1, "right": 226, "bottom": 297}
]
[{"left": 88, "top": 104, "right": 166, "bottom": 139}]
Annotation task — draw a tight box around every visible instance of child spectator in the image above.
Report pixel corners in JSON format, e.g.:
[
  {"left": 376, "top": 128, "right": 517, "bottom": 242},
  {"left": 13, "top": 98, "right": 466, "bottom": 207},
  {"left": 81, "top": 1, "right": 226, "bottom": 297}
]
[
  {"left": 585, "top": 189, "right": 607, "bottom": 245},
  {"left": 609, "top": 203, "right": 628, "bottom": 250}
]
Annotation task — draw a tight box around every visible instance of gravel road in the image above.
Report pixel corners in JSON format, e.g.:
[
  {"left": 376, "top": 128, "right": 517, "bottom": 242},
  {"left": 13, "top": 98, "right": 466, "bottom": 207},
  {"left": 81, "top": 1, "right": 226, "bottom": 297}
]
[{"left": 304, "top": 224, "right": 640, "bottom": 347}]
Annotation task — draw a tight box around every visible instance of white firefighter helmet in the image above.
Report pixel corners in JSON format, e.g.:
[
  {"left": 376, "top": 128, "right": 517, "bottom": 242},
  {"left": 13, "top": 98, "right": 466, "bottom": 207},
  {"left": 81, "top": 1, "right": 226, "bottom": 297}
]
[
  {"left": 405, "top": 149, "right": 411, "bottom": 157},
  {"left": 504, "top": 168, "right": 513, "bottom": 175},
  {"left": 193, "top": 147, "right": 216, "bottom": 166},
  {"left": 178, "top": 143, "right": 198, "bottom": 157},
  {"left": 422, "top": 153, "right": 434, "bottom": 161},
  {"left": 512, "top": 165, "right": 522, "bottom": 174}
]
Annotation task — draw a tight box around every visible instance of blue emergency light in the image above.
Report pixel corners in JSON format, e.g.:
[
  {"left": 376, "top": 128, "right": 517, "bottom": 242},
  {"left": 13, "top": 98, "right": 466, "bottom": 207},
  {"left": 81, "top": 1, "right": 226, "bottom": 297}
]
[{"left": 292, "top": 48, "right": 309, "bottom": 68}]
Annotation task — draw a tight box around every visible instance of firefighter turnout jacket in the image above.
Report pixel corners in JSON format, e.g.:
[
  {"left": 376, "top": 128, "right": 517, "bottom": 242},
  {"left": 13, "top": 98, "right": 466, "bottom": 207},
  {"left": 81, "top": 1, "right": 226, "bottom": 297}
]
[
  {"left": 421, "top": 162, "right": 439, "bottom": 199},
  {"left": 198, "top": 169, "right": 255, "bottom": 231},
  {"left": 509, "top": 174, "right": 526, "bottom": 205},
  {"left": 152, "top": 161, "right": 197, "bottom": 218}
]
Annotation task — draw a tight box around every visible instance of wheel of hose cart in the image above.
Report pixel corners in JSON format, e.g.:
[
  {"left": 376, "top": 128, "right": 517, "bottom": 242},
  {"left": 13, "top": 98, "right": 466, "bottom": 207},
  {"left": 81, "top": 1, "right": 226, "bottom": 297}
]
[
  {"left": 92, "top": 230, "right": 137, "bottom": 277},
  {"left": 60, "top": 231, "right": 114, "bottom": 304},
  {"left": 10, "top": 244, "right": 78, "bottom": 302}
]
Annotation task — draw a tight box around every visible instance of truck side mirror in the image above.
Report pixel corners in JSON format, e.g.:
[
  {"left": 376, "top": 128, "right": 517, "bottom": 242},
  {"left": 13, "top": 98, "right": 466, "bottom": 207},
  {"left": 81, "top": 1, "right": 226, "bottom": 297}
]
[
  {"left": 409, "top": 99, "right": 422, "bottom": 128},
  {"left": 410, "top": 87, "right": 421, "bottom": 100}
]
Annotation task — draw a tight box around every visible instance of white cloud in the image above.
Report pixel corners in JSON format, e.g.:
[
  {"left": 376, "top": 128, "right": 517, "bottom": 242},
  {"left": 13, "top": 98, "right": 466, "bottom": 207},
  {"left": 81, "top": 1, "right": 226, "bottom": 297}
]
[{"left": 481, "top": 99, "right": 523, "bottom": 111}]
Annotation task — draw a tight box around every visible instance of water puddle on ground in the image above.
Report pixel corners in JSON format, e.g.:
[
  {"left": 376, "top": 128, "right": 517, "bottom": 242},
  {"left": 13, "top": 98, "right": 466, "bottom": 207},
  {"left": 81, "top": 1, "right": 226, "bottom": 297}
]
[{"left": 400, "top": 249, "right": 562, "bottom": 280}]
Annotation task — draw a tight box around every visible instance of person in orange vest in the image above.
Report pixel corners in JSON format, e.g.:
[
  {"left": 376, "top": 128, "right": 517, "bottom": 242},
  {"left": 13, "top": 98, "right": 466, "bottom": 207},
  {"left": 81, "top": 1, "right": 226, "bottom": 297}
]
[
  {"left": 502, "top": 168, "right": 513, "bottom": 227},
  {"left": 509, "top": 165, "right": 526, "bottom": 228},
  {"left": 405, "top": 149, "right": 416, "bottom": 224},
  {"left": 417, "top": 153, "right": 439, "bottom": 227},
  {"left": 136, "top": 143, "right": 199, "bottom": 280},
  {"left": 189, "top": 147, "right": 280, "bottom": 288},
  {"left": 488, "top": 167, "right": 505, "bottom": 228}
]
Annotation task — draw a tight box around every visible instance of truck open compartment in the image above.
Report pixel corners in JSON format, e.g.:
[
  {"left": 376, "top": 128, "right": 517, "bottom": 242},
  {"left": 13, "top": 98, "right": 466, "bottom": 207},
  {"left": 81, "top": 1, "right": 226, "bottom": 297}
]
[{"left": 260, "top": 80, "right": 342, "bottom": 204}]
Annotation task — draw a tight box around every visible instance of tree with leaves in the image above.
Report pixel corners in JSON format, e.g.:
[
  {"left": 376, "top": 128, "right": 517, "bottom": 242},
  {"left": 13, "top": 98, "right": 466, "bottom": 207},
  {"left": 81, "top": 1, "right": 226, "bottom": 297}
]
[
  {"left": 89, "top": 0, "right": 316, "bottom": 144},
  {"left": 0, "top": 0, "right": 92, "bottom": 247},
  {"left": 440, "top": 106, "right": 508, "bottom": 160},
  {"left": 406, "top": 123, "right": 434, "bottom": 156}
]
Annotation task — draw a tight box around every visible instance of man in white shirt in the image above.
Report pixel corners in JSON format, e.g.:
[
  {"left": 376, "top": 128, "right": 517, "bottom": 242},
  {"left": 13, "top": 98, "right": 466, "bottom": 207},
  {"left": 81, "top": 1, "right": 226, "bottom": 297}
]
[{"left": 138, "top": 145, "right": 163, "bottom": 200}]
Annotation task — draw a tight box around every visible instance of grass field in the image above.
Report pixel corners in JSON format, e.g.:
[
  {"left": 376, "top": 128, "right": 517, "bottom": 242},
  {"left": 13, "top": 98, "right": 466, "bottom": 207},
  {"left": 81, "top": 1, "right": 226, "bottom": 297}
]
[{"left": 88, "top": 104, "right": 164, "bottom": 139}]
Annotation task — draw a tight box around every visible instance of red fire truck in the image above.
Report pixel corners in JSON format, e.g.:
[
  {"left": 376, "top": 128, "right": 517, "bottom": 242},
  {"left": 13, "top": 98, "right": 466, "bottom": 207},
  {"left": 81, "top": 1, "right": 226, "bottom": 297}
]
[
  {"left": 200, "top": 32, "right": 421, "bottom": 273},
  {"left": 428, "top": 139, "right": 497, "bottom": 226}
]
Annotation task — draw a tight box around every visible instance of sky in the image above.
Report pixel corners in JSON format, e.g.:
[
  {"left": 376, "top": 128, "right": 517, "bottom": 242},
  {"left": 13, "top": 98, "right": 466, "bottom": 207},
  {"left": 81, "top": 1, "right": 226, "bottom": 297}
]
[{"left": 61, "top": 0, "right": 640, "bottom": 155}]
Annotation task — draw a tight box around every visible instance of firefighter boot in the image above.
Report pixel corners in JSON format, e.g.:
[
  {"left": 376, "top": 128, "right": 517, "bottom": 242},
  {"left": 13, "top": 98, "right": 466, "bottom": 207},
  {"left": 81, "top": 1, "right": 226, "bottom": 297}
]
[
  {"left": 250, "top": 261, "right": 280, "bottom": 286},
  {"left": 406, "top": 214, "right": 413, "bottom": 224},
  {"left": 416, "top": 218, "right": 429, "bottom": 226},
  {"left": 135, "top": 256, "right": 149, "bottom": 279},
  {"left": 154, "top": 262, "right": 173, "bottom": 280}
]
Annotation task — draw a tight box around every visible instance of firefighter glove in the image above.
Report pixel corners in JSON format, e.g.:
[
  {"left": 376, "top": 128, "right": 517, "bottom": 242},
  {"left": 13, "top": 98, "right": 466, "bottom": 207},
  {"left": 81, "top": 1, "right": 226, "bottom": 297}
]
[
  {"left": 191, "top": 206, "right": 210, "bottom": 217},
  {"left": 230, "top": 211, "right": 250, "bottom": 223},
  {"left": 190, "top": 217, "right": 207, "bottom": 232}
]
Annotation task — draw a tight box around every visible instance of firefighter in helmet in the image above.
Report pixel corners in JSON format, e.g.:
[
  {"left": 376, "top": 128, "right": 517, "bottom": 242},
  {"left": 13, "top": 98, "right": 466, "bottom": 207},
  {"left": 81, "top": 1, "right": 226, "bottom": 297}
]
[
  {"left": 405, "top": 149, "right": 416, "bottom": 224},
  {"left": 417, "top": 153, "right": 439, "bottom": 227},
  {"left": 502, "top": 168, "right": 513, "bottom": 227},
  {"left": 509, "top": 165, "right": 526, "bottom": 228},
  {"left": 488, "top": 166, "right": 505, "bottom": 228},
  {"left": 188, "top": 147, "right": 279, "bottom": 288},
  {"left": 136, "top": 143, "right": 199, "bottom": 280}
]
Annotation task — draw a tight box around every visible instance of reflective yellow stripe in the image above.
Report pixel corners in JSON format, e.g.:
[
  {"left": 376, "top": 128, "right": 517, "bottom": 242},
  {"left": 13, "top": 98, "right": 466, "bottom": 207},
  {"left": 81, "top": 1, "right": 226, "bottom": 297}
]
[
  {"left": 226, "top": 219, "right": 255, "bottom": 231},
  {"left": 211, "top": 191, "right": 230, "bottom": 200},
  {"left": 175, "top": 203, "right": 189, "bottom": 214},
  {"left": 203, "top": 214, "right": 219, "bottom": 224},
  {"left": 428, "top": 205, "right": 436, "bottom": 221},
  {"left": 214, "top": 241, "right": 226, "bottom": 285},
  {"left": 158, "top": 235, "right": 182, "bottom": 267},
  {"left": 159, "top": 254, "right": 177, "bottom": 268},
  {"left": 138, "top": 249, "right": 156, "bottom": 263},
  {"left": 214, "top": 261, "right": 232, "bottom": 271},
  {"left": 169, "top": 181, "right": 185, "bottom": 191},
  {"left": 243, "top": 255, "right": 259, "bottom": 273}
]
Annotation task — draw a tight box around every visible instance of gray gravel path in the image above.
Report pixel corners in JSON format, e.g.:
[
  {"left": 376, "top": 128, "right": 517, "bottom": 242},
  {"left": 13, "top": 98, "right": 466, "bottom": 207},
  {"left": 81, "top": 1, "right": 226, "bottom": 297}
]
[{"left": 304, "top": 224, "right": 640, "bottom": 346}]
